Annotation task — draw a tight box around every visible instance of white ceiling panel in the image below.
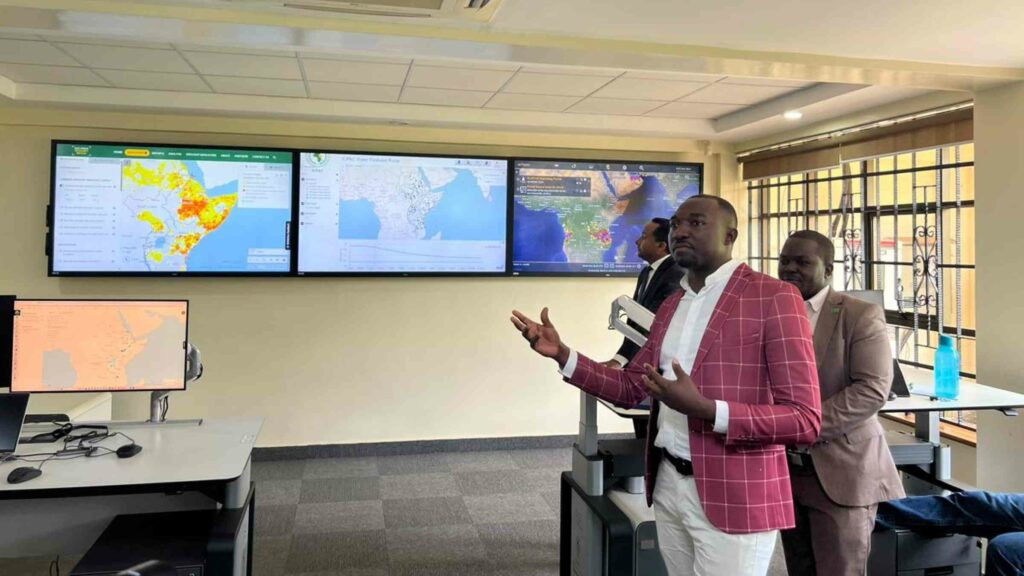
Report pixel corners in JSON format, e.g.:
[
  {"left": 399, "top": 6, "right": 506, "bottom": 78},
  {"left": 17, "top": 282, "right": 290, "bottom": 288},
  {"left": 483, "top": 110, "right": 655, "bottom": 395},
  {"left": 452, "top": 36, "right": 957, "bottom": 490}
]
[
  {"left": 400, "top": 87, "right": 492, "bottom": 107},
  {"left": 57, "top": 44, "right": 194, "bottom": 74},
  {"left": 205, "top": 76, "right": 307, "bottom": 97},
  {"left": 407, "top": 65, "right": 514, "bottom": 92},
  {"left": 567, "top": 97, "right": 666, "bottom": 115},
  {"left": 183, "top": 51, "right": 302, "bottom": 79},
  {"left": 302, "top": 58, "right": 409, "bottom": 85},
  {"left": 503, "top": 72, "right": 615, "bottom": 96},
  {"left": 646, "top": 101, "right": 744, "bottom": 119},
  {"left": 680, "top": 83, "right": 797, "bottom": 105},
  {"left": 0, "top": 63, "right": 108, "bottom": 86},
  {"left": 0, "top": 39, "right": 80, "bottom": 66},
  {"left": 486, "top": 93, "right": 580, "bottom": 111},
  {"left": 592, "top": 77, "right": 708, "bottom": 101},
  {"left": 96, "top": 70, "right": 211, "bottom": 92},
  {"left": 309, "top": 81, "right": 401, "bottom": 102}
]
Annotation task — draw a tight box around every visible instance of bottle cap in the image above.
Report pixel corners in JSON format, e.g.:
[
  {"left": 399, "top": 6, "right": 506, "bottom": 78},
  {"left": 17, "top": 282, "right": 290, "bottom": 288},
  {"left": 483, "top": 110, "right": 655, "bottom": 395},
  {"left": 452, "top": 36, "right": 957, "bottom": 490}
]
[{"left": 939, "top": 334, "right": 954, "bottom": 347}]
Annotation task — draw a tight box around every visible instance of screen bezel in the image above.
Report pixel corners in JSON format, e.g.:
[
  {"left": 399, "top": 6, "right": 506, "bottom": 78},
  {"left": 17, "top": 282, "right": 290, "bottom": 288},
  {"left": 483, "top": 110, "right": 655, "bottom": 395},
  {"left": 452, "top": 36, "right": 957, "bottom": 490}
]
[
  {"left": 47, "top": 140, "right": 296, "bottom": 278},
  {"left": 510, "top": 157, "right": 705, "bottom": 278},
  {"left": 9, "top": 298, "right": 190, "bottom": 394},
  {"left": 294, "top": 148, "right": 513, "bottom": 278}
]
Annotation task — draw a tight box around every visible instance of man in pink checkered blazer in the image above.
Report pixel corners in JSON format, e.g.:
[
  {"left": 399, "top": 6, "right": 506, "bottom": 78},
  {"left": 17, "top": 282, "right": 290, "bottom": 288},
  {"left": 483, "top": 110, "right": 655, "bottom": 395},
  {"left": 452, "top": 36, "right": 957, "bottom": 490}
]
[{"left": 512, "top": 195, "right": 821, "bottom": 576}]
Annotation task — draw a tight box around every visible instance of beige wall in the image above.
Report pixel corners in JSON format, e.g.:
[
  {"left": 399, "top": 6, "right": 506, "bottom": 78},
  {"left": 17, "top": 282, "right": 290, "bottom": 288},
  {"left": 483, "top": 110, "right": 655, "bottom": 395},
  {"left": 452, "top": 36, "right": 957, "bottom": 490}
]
[
  {"left": 0, "top": 106, "right": 738, "bottom": 447},
  {"left": 973, "top": 81, "right": 1024, "bottom": 491}
]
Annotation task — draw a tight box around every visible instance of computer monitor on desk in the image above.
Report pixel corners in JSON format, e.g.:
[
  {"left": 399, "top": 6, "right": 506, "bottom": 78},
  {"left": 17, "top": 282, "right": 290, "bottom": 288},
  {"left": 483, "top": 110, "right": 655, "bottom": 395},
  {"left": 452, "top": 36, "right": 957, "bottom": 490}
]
[{"left": 9, "top": 300, "right": 189, "bottom": 394}]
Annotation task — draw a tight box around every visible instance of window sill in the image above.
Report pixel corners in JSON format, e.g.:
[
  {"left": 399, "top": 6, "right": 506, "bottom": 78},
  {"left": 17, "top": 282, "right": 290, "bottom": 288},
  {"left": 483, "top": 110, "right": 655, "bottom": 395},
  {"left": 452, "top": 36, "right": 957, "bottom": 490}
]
[{"left": 881, "top": 413, "right": 977, "bottom": 447}]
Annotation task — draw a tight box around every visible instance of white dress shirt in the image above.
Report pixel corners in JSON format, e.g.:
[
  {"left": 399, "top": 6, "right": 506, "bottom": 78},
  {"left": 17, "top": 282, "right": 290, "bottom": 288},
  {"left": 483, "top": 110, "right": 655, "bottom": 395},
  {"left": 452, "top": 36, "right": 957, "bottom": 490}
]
[
  {"left": 612, "top": 253, "right": 673, "bottom": 367},
  {"left": 562, "top": 259, "right": 741, "bottom": 460},
  {"left": 805, "top": 285, "right": 831, "bottom": 334}
]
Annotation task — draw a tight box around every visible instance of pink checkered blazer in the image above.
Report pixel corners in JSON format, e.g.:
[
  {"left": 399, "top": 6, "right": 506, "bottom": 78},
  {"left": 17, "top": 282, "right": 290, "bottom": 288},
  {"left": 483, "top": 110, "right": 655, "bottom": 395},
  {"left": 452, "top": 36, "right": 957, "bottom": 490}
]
[{"left": 567, "top": 263, "right": 821, "bottom": 534}]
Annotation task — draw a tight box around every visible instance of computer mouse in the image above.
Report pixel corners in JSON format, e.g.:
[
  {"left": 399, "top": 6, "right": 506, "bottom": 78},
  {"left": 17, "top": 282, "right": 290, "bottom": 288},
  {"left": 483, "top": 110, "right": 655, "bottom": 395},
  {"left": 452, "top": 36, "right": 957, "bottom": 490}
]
[
  {"left": 7, "top": 466, "right": 42, "bottom": 484},
  {"left": 116, "top": 444, "right": 142, "bottom": 459}
]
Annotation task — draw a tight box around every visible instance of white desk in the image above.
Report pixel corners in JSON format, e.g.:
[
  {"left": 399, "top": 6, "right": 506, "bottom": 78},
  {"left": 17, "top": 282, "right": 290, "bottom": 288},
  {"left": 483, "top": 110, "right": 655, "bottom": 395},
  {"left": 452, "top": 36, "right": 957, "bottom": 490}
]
[{"left": 0, "top": 417, "right": 262, "bottom": 576}]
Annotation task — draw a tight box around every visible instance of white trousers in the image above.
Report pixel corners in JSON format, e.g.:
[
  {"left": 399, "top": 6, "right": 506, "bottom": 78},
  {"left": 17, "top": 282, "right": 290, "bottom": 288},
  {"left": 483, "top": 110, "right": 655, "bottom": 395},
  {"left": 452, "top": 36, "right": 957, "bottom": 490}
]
[{"left": 652, "top": 460, "right": 778, "bottom": 576}]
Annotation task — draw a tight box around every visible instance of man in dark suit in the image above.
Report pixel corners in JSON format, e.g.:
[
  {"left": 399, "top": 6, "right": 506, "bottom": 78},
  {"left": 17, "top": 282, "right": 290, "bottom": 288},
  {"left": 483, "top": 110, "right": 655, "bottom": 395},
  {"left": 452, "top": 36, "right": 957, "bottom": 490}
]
[
  {"left": 778, "top": 230, "right": 904, "bottom": 576},
  {"left": 603, "top": 217, "right": 685, "bottom": 437}
]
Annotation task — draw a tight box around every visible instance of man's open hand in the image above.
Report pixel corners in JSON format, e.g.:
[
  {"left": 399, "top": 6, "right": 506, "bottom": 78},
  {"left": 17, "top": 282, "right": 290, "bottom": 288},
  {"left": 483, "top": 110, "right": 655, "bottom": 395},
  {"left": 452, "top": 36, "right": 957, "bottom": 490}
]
[
  {"left": 642, "top": 360, "right": 716, "bottom": 421},
  {"left": 511, "top": 308, "right": 570, "bottom": 367}
]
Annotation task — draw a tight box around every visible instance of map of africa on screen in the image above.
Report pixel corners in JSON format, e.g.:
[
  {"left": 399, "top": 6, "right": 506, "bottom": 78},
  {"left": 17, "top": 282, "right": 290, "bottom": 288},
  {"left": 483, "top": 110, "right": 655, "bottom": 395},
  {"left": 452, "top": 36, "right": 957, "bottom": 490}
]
[
  {"left": 298, "top": 153, "right": 508, "bottom": 274},
  {"left": 512, "top": 160, "right": 702, "bottom": 275},
  {"left": 51, "top": 144, "right": 293, "bottom": 274},
  {"left": 11, "top": 300, "right": 188, "bottom": 393}
]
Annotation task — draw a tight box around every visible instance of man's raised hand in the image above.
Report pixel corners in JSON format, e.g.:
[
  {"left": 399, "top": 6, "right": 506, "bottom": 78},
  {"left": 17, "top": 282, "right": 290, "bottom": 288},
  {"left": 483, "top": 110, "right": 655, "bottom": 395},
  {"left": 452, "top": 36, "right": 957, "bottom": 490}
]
[{"left": 511, "top": 308, "right": 570, "bottom": 367}]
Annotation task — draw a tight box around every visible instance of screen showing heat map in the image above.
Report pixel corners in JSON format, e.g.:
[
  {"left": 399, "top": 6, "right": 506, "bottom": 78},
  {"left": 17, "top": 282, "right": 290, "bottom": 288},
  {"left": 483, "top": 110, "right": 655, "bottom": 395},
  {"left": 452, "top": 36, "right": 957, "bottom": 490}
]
[
  {"left": 512, "top": 159, "right": 702, "bottom": 276},
  {"left": 10, "top": 300, "right": 188, "bottom": 393},
  {"left": 50, "top": 142, "right": 293, "bottom": 275}
]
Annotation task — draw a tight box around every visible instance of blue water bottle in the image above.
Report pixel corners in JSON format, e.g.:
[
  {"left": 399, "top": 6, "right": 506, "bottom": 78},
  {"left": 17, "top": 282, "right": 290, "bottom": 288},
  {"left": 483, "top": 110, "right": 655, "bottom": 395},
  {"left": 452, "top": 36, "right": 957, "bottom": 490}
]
[{"left": 934, "top": 335, "right": 960, "bottom": 400}]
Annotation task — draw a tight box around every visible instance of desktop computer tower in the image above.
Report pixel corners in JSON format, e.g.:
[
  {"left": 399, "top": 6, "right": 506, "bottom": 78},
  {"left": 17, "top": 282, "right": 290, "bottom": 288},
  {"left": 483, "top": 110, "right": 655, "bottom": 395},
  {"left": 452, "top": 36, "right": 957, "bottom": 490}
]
[{"left": 71, "top": 510, "right": 215, "bottom": 576}]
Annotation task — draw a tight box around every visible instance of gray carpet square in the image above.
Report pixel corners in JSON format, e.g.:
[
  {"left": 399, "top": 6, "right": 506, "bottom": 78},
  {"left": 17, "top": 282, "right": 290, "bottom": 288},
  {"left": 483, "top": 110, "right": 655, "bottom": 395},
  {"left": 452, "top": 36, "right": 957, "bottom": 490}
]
[
  {"left": 300, "top": 477, "right": 381, "bottom": 504},
  {"left": 257, "top": 479, "right": 302, "bottom": 506},
  {"left": 294, "top": 501, "right": 385, "bottom": 534},
  {"left": 445, "top": 450, "right": 518, "bottom": 472},
  {"left": 380, "top": 472, "right": 460, "bottom": 499},
  {"left": 386, "top": 525, "right": 488, "bottom": 567},
  {"left": 509, "top": 449, "right": 571, "bottom": 470},
  {"left": 378, "top": 454, "right": 451, "bottom": 476},
  {"left": 253, "top": 536, "right": 291, "bottom": 576},
  {"left": 286, "top": 531, "right": 387, "bottom": 572},
  {"left": 254, "top": 460, "right": 306, "bottom": 481},
  {"left": 477, "top": 520, "right": 560, "bottom": 564},
  {"left": 389, "top": 562, "right": 494, "bottom": 576},
  {"left": 287, "top": 571, "right": 389, "bottom": 576},
  {"left": 463, "top": 494, "right": 556, "bottom": 524},
  {"left": 540, "top": 491, "right": 561, "bottom": 519},
  {"left": 254, "top": 504, "right": 297, "bottom": 538},
  {"left": 455, "top": 469, "right": 560, "bottom": 497},
  {"left": 382, "top": 496, "right": 473, "bottom": 529},
  {"left": 304, "top": 457, "right": 378, "bottom": 479}
]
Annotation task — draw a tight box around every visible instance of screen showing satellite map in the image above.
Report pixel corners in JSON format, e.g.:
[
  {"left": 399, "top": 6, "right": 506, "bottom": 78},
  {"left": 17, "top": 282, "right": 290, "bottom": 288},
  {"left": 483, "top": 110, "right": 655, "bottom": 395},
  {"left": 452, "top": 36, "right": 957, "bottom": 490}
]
[
  {"left": 512, "top": 160, "right": 702, "bottom": 276},
  {"left": 50, "top": 143, "right": 293, "bottom": 275},
  {"left": 11, "top": 300, "right": 188, "bottom": 393},
  {"left": 298, "top": 152, "right": 508, "bottom": 274}
]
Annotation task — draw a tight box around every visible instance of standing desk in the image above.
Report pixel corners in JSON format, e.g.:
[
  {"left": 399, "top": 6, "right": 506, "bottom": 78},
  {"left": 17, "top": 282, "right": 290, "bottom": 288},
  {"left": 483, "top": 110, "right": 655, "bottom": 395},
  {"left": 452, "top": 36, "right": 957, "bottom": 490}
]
[{"left": 0, "top": 417, "right": 262, "bottom": 576}]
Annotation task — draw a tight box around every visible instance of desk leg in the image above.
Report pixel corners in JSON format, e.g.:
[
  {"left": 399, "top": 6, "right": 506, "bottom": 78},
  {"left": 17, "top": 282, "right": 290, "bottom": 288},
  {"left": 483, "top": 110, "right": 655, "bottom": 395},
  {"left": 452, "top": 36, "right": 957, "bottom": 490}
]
[{"left": 914, "top": 411, "right": 952, "bottom": 481}]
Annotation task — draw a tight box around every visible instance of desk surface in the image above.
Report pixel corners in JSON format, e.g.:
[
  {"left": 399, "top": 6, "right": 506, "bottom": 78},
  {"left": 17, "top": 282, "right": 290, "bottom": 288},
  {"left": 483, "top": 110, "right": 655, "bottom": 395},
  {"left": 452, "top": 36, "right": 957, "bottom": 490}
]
[
  {"left": 0, "top": 417, "right": 262, "bottom": 494},
  {"left": 597, "top": 365, "right": 1024, "bottom": 418}
]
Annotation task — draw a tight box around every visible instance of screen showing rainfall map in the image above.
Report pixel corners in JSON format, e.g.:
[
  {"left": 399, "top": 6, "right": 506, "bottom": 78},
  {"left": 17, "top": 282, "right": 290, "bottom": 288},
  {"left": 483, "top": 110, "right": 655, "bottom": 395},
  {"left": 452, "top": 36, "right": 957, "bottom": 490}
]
[
  {"left": 512, "top": 160, "right": 702, "bottom": 275},
  {"left": 11, "top": 300, "right": 188, "bottom": 393},
  {"left": 51, "top": 143, "right": 293, "bottom": 274},
  {"left": 298, "top": 153, "right": 508, "bottom": 274}
]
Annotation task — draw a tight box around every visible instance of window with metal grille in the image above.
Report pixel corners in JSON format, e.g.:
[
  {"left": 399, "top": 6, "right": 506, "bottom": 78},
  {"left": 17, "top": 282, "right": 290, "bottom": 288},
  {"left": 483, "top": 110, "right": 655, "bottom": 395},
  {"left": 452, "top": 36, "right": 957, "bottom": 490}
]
[{"left": 745, "top": 143, "right": 976, "bottom": 429}]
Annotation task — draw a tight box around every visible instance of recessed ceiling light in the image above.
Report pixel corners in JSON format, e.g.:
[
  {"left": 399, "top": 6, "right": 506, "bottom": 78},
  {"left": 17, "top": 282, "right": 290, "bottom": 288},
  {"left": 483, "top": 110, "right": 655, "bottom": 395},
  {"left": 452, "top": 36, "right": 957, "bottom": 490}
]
[{"left": 783, "top": 110, "right": 803, "bottom": 120}]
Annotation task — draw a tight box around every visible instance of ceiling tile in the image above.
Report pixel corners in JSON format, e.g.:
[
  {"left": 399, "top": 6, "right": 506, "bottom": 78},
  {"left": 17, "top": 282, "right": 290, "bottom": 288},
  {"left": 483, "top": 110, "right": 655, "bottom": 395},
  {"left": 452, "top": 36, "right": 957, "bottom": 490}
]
[
  {"left": 205, "top": 76, "right": 307, "bottom": 97},
  {"left": 298, "top": 50, "right": 411, "bottom": 65},
  {"left": 567, "top": 97, "right": 665, "bottom": 116},
  {"left": 0, "top": 39, "right": 79, "bottom": 66},
  {"left": 302, "top": 58, "right": 409, "bottom": 85},
  {"left": 413, "top": 58, "right": 519, "bottom": 71},
  {"left": 486, "top": 93, "right": 580, "bottom": 112},
  {"left": 720, "top": 76, "right": 814, "bottom": 88},
  {"left": 46, "top": 36, "right": 173, "bottom": 49},
  {"left": 0, "top": 32, "right": 41, "bottom": 41},
  {"left": 591, "top": 77, "right": 708, "bottom": 101},
  {"left": 680, "top": 83, "right": 797, "bottom": 105},
  {"left": 645, "top": 101, "right": 744, "bottom": 119},
  {"left": 520, "top": 64, "right": 621, "bottom": 77},
  {"left": 0, "top": 63, "right": 107, "bottom": 86},
  {"left": 183, "top": 51, "right": 302, "bottom": 79},
  {"left": 623, "top": 70, "right": 725, "bottom": 83},
  {"left": 503, "top": 72, "right": 614, "bottom": 96},
  {"left": 399, "top": 87, "right": 492, "bottom": 107},
  {"left": 56, "top": 44, "right": 193, "bottom": 73},
  {"left": 174, "top": 44, "right": 296, "bottom": 57},
  {"left": 407, "top": 65, "right": 514, "bottom": 92},
  {"left": 309, "top": 81, "right": 400, "bottom": 102},
  {"left": 95, "top": 70, "right": 211, "bottom": 92}
]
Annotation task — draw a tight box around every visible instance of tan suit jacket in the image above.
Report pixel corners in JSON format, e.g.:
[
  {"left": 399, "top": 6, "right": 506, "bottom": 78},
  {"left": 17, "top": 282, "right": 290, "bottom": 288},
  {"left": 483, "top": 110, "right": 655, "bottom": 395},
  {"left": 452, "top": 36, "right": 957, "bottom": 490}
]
[{"left": 807, "top": 289, "right": 905, "bottom": 507}]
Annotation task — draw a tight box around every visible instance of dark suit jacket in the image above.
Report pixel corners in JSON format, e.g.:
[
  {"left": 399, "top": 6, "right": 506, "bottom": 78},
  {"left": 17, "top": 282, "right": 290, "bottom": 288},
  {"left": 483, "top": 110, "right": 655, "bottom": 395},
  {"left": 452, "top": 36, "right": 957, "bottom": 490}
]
[
  {"left": 614, "top": 257, "right": 685, "bottom": 362},
  {"left": 807, "top": 289, "right": 905, "bottom": 506}
]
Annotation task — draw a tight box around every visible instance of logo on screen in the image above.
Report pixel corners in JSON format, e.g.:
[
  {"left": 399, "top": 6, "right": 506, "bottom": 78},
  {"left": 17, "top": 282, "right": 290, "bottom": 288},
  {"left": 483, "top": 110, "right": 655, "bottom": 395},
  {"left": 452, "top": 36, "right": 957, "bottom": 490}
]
[{"left": 308, "top": 152, "right": 329, "bottom": 167}]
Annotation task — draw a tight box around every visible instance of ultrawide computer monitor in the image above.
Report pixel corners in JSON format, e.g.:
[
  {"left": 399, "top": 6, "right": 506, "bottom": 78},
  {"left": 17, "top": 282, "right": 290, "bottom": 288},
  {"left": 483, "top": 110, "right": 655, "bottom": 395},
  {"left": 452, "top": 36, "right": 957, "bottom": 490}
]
[{"left": 10, "top": 300, "right": 189, "bottom": 393}]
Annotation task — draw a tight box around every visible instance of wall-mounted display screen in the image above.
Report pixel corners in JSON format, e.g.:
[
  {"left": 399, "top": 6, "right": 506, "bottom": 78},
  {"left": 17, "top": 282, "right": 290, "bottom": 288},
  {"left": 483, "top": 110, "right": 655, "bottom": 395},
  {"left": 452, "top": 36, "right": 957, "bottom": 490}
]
[
  {"left": 49, "top": 142, "right": 293, "bottom": 275},
  {"left": 511, "top": 159, "right": 702, "bottom": 276},
  {"left": 297, "top": 152, "right": 509, "bottom": 275}
]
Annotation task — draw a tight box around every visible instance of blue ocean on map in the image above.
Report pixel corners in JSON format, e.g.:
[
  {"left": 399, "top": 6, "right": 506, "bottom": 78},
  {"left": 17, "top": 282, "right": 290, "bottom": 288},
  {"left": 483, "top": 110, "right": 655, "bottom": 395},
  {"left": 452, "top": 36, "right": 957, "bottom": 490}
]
[
  {"left": 513, "top": 201, "right": 567, "bottom": 263},
  {"left": 338, "top": 199, "right": 382, "bottom": 239},
  {"left": 602, "top": 175, "right": 700, "bottom": 264},
  {"left": 184, "top": 161, "right": 206, "bottom": 186},
  {"left": 423, "top": 169, "right": 506, "bottom": 241}
]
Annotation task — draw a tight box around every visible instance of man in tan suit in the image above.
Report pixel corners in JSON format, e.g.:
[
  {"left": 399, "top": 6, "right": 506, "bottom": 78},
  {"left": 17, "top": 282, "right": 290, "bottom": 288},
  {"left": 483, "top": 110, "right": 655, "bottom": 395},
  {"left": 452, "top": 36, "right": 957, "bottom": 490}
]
[{"left": 778, "top": 230, "right": 905, "bottom": 576}]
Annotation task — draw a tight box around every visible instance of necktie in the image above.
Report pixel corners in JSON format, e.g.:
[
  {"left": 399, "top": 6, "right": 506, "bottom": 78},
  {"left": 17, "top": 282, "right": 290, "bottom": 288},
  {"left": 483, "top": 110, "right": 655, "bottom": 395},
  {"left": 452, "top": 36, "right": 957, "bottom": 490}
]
[{"left": 635, "top": 265, "right": 652, "bottom": 301}]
